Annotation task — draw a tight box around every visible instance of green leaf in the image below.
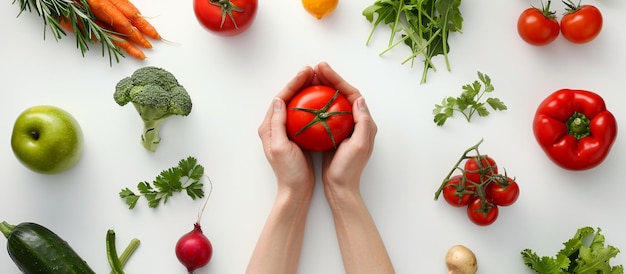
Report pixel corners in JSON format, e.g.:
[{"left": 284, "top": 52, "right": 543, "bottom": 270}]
[
  {"left": 486, "top": 98, "right": 507, "bottom": 111},
  {"left": 434, "top": 113, "right": 449, "bottom": 126},
  {"left": 119, "top": 188, "right": 140, "bottom": 209},
  {"left": 521, "top": 249, "right": 569, "bottom": 274},
  {"left": 435, "top": 0, "right": 463, "bottom": 32},
  {"left": 475, "top": 104, "right": 489, "bottom": 117}
]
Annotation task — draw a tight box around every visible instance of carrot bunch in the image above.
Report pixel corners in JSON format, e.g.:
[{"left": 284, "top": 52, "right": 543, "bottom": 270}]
[{"left": 60, "top": 0, "right": 161, "bottom": 60}]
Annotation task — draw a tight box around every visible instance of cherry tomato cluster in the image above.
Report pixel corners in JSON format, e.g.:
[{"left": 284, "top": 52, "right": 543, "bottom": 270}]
[
  {"left": 517, "top": 0, "right": 602, "bottom": 46},
  {"left": 434, "top": 140, "right": 520, "bottom": 226}
]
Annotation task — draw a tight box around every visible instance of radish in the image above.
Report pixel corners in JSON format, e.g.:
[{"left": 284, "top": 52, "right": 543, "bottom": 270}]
[{"left": 175, "top": 178, "right": 214, "bottom": 273}]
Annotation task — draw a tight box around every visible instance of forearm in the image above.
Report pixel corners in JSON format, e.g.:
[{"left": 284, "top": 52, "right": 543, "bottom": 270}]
[
  {"left": 325, "top": 186, "right": 395, "bottom": 274},
  {"left": 246, "top": 188, "right": 313, "bottom": 274}
]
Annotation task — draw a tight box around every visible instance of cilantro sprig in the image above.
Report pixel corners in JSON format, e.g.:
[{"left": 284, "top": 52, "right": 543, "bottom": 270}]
[
  {"left": 521, "top": 227, "right": 624, "bottom": 274},
  {"left": 119, "top": 156, "right": 205, "bottom": 209},
  {"left": 433, "top": 71, "right": 507, "bottom": 126}
]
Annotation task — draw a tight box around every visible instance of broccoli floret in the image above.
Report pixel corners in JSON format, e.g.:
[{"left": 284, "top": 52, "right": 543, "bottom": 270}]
[{"left": 114, "top": 66, "right": 192, "bottom": 152}]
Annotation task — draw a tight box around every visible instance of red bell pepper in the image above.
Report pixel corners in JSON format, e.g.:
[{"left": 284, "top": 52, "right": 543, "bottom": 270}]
[{"left": 533, "top": 89, "right": 617, "bottom": 170}]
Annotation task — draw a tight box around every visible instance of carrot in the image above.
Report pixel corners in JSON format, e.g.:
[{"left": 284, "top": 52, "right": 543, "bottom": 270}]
[
  {"left": 87, "top": 0, "right": 152, "bottom": 48},
  {"left": 132, "top": 16, "right": 161, "bottom": 40},
  {"left": 108, "top": 0, "right": 161, "bottom": 40},
  {"left": 111, "top": 34, "right": 146, "bottom": 59},
  {"left": 58, "top": 17, "right": 146, "bottom": 60},
  {"left": 109, "top": 0, "right": 140, "bottom": 19}
]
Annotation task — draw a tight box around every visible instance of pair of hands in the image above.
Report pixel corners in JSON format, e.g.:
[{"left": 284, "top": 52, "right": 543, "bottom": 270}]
[{"left": 258, "top": 62, "right": 378, "bottom": 199}]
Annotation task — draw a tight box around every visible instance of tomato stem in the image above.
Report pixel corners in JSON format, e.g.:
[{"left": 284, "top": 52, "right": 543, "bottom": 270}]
[
  {"left": 209, "top": 0, "right": 244, "bottom": 29},
  {"left": 434, "top": 138, "right": 484, "bottom": 200}
]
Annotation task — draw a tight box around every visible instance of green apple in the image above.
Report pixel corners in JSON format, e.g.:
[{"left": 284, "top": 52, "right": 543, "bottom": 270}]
[{"left": 11, "top": 105, "right": 84, "bottom": 174}]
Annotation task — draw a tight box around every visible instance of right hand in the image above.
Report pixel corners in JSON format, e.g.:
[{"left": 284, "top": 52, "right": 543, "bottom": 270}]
[{"left": 258, "top": 66, "right": 317, "bottom": 197}]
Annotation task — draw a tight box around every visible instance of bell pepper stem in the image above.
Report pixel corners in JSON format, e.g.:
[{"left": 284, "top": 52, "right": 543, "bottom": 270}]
[{"left": 566, "top": 112, "right": 591, "bottom": 140}]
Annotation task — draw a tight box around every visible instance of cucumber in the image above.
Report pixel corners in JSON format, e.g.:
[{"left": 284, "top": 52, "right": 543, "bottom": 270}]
[{"left": 0, "top": 221, "right": 95, "bottom": 274}]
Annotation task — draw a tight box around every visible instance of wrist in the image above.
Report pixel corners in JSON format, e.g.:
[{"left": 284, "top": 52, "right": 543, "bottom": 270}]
[
  {"left": 276, "top": 181, "right": 314, "bottom": 203},
  {"left": 323, "top": 180, "right": 361, "bottom": 204}
]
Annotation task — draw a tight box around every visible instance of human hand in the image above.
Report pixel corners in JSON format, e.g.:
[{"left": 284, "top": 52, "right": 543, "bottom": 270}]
[
  {"left": 258, "top": 66, "right": 317, "bottom": 198},
  {"left": 314, "top": 62, "right": 378, "bottom": 195}
]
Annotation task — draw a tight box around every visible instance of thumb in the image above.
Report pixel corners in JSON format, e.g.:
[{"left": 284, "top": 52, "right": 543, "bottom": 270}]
[
  {"left": 350, "top": 97, "right": 377, "bottom": 144},
  {"left": 270, "top": 98, "right": 290, "bottom": 144}
]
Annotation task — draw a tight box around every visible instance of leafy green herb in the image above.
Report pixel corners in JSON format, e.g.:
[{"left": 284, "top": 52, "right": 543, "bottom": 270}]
[
  {"left": 363, "top": 0, "right": 463, "bottom": 84},
  {"left": 119, "top": 157, "right": 205, "bottom": 209},
  {"left": 521, "top": 227, "right": 624, "bottom": 274},
  {"left": 433, "top": 71, "right": 507, "bottom": 126}
]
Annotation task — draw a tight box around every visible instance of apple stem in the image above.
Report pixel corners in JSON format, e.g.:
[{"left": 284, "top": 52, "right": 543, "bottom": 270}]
[{"left": 30, "top": 131, "right": 40, "bottom": 140}]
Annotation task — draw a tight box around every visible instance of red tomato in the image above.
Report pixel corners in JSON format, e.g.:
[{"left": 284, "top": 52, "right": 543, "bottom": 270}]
[
  {"left": 463, "top": 156, "right": 498, "bottom": 184},
  {"left": 467, "top": 198, "right": 498, "bottom": 226},
  {"left": 441, "top": 175, "right": 475, "bottom": 207},
  {"left": 560, "top": 3, "right": 602, "bottom": 44},
  {"left": 286, "top": 86, "right": 354, "bottom": 152},
  {"left": 517, "top": 5, "right": 560, "bottom": 46},
  {"left": 193, "top": 0, "right": 258, "bottom": 37},
  {"left": 486, "top": 177, "right": 520, "bottom": 206}
]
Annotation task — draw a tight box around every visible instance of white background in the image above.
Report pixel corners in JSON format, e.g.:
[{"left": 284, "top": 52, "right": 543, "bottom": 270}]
[{"left": 1, "top": 0, "right": 626, "bottom": 273}]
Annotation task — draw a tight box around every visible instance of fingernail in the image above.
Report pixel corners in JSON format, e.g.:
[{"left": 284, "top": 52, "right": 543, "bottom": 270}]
[
  {"left": 356, "top": 97, "right": 367, "bottom": 111},
  {"left": 273, "top": 98, "right": 283, "bottom": 112}
]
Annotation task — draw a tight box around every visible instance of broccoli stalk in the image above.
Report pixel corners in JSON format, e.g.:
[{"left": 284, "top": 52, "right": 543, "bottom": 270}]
[{"left": 114, "top": 66, "right": 192, "bottom": 152}]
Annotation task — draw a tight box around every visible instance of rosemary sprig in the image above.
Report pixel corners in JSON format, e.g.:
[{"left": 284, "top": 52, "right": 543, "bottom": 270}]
[{"left": 13, "top": 0, "right": 124, "bottom": 65}]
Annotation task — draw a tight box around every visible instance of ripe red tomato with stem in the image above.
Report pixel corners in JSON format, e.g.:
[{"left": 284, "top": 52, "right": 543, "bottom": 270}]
[
  {"left": 463, "top": 156, "right": 497, "bottom": 184},
  {"left": 517, "top": 1, "right": 560, "bottom": 46},
  {"left": 467, "top": 198, "right": 498, "bottom": 226},
  {"left": 193, "top": 0, "right": 258, "bottom": 37},
  {"left": 286, "top": 86, "right": 354, "bottom": 152},
  {"left": 486, "top": 176, "right": 520, "bottom": 206},
  {"left": 441, "top": 175, "right": 475, "bottom": 207},
  {"left": 560, "top": 0, "right": 602, "bottom": 44}
]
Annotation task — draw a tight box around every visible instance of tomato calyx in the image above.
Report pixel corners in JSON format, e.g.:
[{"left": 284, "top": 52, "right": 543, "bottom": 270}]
[
  {"left": 562, "top": 0, "right": 582, "bottom": 13},
  {"left": 566, "top": 112, "right": 591, "bottom": 140},
  {"left": 209, "top": 0, "right": 245, "bottom": 29},
  {"left": 538, "top": 0, "right": 557, "bottom": 19},
  {"left": 291, "top": 89, "right": 352, "bottom": 150}
]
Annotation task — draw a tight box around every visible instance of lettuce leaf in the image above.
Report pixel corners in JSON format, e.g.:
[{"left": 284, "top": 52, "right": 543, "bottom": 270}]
[{"left": 521, "top": 227, "right": 623, "bottom": 274}]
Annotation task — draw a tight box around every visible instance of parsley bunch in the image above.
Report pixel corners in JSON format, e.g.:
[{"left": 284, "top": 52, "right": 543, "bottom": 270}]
[
  {"left": 522, "top": 227, "right": 623, "bottom": 274},
  {"left": 433, "top": 71, "right": 507, "bottom": 126},
  {"left": 363, "top": 0, "right": 463, "bottom": 84},
  {"left": 120, "top": 157, "right": 205, "bottom": 209}
]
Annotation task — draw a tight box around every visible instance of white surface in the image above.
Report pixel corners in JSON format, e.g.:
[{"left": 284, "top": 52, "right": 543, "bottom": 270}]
[{"left": 1, "top": 0, "right": 626, "bottom": 273}]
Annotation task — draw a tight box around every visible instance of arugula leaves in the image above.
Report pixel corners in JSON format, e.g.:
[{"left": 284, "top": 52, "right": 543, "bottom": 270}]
[
  {"left": 522, "top": 227, "right": 624, "bottom": 274},
  {"left": 432, "top": 71, "right": 507, "bottom": 126},
  {"left": 363, "top": 0, "right": 463, "bottom": 84},
  {"left": 119, "top": 156, "right": 205, "bottom": 209}
]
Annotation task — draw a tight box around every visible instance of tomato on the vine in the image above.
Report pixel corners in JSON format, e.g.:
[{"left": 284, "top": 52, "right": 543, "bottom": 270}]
[
  {"left": 560, "top": 1, "right": 602, "bottom": 44},
  {"left": 486, "top": 177, "right": 520, "bottom": 206},
  {"left": 441, "top": 175, "right": 475, "bottom": 207},
  {"left": 517, "top": 1, "right": 560, "bottom": 46},
  {"left": 193, "top": 0, "right": 258, "bottom": 37},
  {"left": 286, "top": 86, "right": 354, "bottom": 152},
  {"left": 467, "top": 198, "right": 498, "bottom": 226},
  {"left": 463, "top": 156, "right": 497, "bottom": 184}
]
